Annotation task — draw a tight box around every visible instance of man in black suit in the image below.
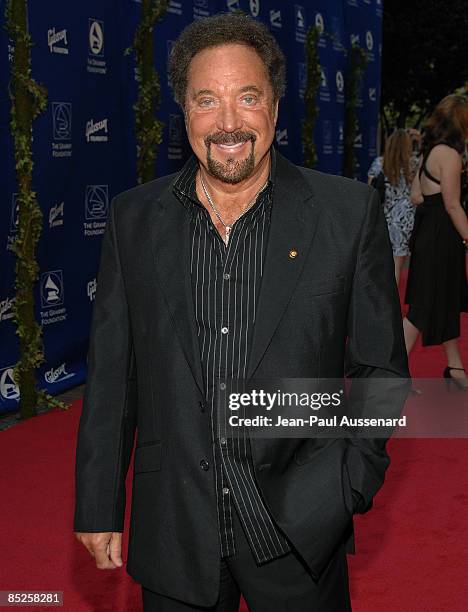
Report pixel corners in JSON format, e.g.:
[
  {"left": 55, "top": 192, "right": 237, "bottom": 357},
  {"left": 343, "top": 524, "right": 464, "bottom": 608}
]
[{"left": 74, "top": 13, "right": 409, "bottom": 612}]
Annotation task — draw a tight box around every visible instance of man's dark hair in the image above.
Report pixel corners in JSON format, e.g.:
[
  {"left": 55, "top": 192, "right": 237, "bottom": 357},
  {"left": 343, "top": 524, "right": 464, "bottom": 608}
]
[{"left": 168, "top": 12, "right": 286, "bottom": 109}]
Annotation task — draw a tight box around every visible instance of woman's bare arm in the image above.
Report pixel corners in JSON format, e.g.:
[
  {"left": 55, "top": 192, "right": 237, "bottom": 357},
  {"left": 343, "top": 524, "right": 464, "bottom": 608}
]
[
  {"left": 410, "top": 166, "right": 424, "bottom": 205},
  {"left": 440, "top": 147, "right": 468, "bottom": 239}
]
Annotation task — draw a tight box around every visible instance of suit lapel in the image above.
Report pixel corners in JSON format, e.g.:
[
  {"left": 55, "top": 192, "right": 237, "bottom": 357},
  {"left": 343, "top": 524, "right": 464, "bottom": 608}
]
[
  {"left": 247, "top": 153, "right": 321, "bottom": 379},
  {"left": 151, "top": 182, "right": 205, "bottom": 396}
]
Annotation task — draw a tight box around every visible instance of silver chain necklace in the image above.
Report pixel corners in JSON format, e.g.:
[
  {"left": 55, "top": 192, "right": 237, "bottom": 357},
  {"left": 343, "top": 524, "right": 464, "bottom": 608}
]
[{"left": 199, "top": 173, "right": 268, "bottom": 246}]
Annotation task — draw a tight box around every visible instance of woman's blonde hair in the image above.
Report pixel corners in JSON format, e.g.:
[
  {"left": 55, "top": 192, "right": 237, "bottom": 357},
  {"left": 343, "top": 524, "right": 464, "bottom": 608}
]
[{"left": 383, "top": 128, "right": 412, "bottom": 186}]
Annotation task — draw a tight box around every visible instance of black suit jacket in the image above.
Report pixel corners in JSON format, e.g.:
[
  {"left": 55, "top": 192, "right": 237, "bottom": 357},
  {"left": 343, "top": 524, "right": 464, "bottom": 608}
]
[{"left": 74, "top": 151, "right": 409, "bottom": 606}]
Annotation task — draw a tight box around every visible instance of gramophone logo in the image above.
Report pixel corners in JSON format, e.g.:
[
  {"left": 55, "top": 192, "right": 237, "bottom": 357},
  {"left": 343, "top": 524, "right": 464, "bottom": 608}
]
[
  {"left": 249, "top": 0, "right": 260, "bottom": 18},
  {"left": 337, "top": 120, "right": 344, "bottom": 154},
  {"left": 336, "top": 70, "right": 344, "bottom": 93},
  {"left": 354, "top": 127, "right": 363, "bottom": 149},
  {"left": 89, "top": 19, "right": 104, "bottom": 56},
  {"left": 319, "top": 67, "right": 331, "bottom": 102},
  {"left": 52, "top": 102, "right": 72, "bottom": 140},
  {"left": 315, "top": 12, "right": 324, "bottom": 34},
  {"left": 366, "top": 30, "right": 375, "bottom": 61},
  {"left": 321, "top": 67, "right": 328, "bottom": 90},
  {"left": 295, "top": 5, "right": 306, "bottom": 43},
  {"left": 0, "top": 367, "right": 19, "bottom": 402},
  {"left": 41, "top": 270, "right": 64, "bottom": 309},
  {"left": 315, "top": 12, "right": 326, "bottom": 48},
  {"left": 295, "top": 5, "right": 305, "bottom": 30},
  {"left": 336, "top": 70, "right": 345, "bottom": 104},
  {"left": 85, "top": 185, "right": 109, "bottom": 220}
]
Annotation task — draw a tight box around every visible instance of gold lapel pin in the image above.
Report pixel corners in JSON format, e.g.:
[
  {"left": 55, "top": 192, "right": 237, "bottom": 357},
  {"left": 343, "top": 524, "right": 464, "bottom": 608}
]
[{"left": 289, "top": 249, "right": 298, "bottom": 259}]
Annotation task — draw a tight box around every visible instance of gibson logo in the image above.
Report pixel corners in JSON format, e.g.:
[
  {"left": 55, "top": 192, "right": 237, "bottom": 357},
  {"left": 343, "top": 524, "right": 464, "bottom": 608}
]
[
  {"left": 48, "top": 28, "right": 68, "bottom": 52},
  {"left": 49, "top": 202, "right": 64, "bottom": 227},
  {"left": 85, "top": 118, "right": 108, "bottom": 141},
  {"left": 0, "top": 297, "right": 15, "bottom": 322},
  {"left": 45, "top": 363, "right": 68, "bottom": 383},
  {"left": 87, "top": 278, "right": 97, "bottom": 301}
]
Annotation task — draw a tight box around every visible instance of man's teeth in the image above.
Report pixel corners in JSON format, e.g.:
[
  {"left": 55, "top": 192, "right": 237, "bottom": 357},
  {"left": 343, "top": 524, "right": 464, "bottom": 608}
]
[{"left": 217, "top": 142, "right": 245, "bottom": 148}]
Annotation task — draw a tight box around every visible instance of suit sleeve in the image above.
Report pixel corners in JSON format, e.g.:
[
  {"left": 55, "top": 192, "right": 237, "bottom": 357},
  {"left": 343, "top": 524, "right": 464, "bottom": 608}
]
[
  {"left": 74, "top": 197, "right": 137, "bottom": 532},
  {"left": 344, "top": 187, "right": 411, "bottom": 513}
]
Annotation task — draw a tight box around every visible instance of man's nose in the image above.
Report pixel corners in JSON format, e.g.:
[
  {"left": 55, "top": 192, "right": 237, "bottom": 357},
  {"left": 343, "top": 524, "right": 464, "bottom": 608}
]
[{"left": 215, "top": 101, "right": 243, "bottom": 133}]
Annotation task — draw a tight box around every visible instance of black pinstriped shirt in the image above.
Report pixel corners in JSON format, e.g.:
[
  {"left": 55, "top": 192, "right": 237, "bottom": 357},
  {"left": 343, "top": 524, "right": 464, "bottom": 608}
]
[{"left": 173, "top": 149, "right": 292, "bottom": 565}]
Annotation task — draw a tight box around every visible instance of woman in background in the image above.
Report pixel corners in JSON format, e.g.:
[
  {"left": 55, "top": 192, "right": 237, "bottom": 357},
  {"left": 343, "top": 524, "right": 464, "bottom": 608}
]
[
  {"left": 368, "top": 129, "right": 416, "bottom": 286},
  {"left": 403, "top": 94, "right": 468, "bottom": 387}
]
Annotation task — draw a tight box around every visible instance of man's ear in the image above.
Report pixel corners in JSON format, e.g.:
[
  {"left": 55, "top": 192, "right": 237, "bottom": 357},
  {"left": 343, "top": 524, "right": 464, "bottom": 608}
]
[{"left": 273, "top": 100, "right": 279, "bottom": 125}]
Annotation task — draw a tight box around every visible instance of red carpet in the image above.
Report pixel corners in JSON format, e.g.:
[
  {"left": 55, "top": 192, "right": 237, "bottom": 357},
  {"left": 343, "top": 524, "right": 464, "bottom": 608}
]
[{"left": 0, "top": 269, "right": 467, "bottom": 611}]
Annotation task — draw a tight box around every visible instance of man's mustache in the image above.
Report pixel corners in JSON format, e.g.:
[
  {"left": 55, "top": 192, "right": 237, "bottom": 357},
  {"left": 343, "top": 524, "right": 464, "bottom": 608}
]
[{"left": 204, "top": 131, "right": 256, "bottom": 147}]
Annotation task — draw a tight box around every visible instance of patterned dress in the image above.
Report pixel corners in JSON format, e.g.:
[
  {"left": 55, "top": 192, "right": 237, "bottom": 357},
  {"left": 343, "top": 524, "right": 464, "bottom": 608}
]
[{"left": 368, "top": 156, "right": 416, "bottom": 257}]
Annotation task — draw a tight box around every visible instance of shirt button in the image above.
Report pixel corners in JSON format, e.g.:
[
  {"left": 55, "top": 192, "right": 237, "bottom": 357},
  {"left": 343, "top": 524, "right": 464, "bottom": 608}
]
[
  {"left": 222, "top": 487, "right": 230, "bottom": 495},
  {"left": 220, "top": 437, "right": 227, "bottom": 445},
  {"left": 200, "top": 459, "right": 210, "bottom": 471},
  {"left": 221, "top": 326, "right": 229, "bottom": 334},
  {"left": 223, "top": 273, "right": 230, "bottom": 280},
  {"left": 219, "top": 382, "right": 226, "bottom": 391}
]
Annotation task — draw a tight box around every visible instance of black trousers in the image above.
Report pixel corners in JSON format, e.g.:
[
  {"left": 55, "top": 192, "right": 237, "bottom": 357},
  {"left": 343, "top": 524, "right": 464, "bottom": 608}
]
[{"left": 142, "top": 503, "right": 352, "bottom": 612}]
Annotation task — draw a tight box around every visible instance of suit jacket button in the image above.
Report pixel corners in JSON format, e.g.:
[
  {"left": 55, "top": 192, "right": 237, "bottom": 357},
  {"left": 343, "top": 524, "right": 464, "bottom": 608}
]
[
  {"left": 200, "top": 459, "right": 210, "bottom": 471},
  {"left": 199, "top": 400, "right": 206, "bottom": 413}
]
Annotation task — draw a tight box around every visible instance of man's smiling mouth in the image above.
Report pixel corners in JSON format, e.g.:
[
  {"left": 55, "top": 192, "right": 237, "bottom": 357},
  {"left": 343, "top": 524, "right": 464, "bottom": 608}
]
[{"left": 215, "top": 142, "right": 247, "bottom": 150}]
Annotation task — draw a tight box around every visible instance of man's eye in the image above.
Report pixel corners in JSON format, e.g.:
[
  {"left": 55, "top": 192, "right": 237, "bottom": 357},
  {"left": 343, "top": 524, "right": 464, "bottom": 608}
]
[
  {"left": 242, "top": 96, "right": 257, "bottom": 105},
  {"left": 199, "top": 98, "right": 214, "bottom": 107}
]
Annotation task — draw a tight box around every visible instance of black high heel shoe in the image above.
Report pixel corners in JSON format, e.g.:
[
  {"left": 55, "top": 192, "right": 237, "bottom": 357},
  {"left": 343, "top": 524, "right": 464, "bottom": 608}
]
[{"left": 443, "top": 366, "right": 468, "bottom": 391}]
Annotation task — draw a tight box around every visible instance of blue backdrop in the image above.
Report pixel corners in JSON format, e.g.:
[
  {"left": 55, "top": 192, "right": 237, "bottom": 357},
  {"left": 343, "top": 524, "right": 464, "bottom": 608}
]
[{"left": 0, "top": 0, "right": 382, "bottom": 413}]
